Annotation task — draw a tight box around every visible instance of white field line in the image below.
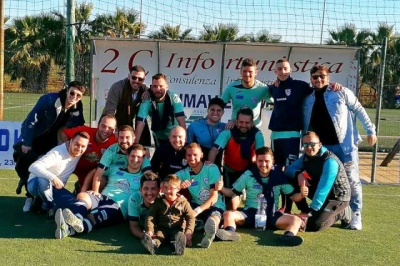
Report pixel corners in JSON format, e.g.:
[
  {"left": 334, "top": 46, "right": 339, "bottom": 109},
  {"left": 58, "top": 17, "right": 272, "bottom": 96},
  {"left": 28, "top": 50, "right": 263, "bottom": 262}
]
[{"left": 4, "top": 104, "right": 35, "bottom": 110}]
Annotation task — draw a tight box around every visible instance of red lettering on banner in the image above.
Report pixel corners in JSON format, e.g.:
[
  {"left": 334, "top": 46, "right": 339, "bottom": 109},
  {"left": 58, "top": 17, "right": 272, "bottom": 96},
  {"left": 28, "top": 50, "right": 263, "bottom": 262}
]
[
  {"left": 225, "top": 58, "right": 244, "bottom": 70},
  {"left": 128, "top": 50, "right": 153, "bottom": 70},
  {"left": 292, "top": 59, "right": 344, "bottom": 73},
  {"left": 257, "top": 60, "right": 276, "bottom": 71},
  {"left": 225, "top": 58, "right": 276, "bottom": 71},
  {"left": 165, "top": 52, "right": 215, "bottom": 75},
  {"left": 225, "top": 57, "right": 344, "bottom": 73},
  {"left": 101, "top": 49, "right": 119, "bottom": 73}
]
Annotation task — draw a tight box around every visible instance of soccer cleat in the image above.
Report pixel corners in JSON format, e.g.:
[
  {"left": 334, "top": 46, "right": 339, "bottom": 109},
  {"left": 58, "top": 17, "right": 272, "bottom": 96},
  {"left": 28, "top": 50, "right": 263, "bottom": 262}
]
[
  {"left": 141, "top": 234, "right": 156, "bottom": 255},
  {"left": 349, "top": 211, "right": 362, "bottom": 230},
  {"left": 22, "top": 197, "right": 33, "bottom": 212},
  {"left": 62, "top": 208, "right": 84, "bottom": 233},
  {"left": 216, "top": 229, "right": 240, "bottom": 241},
  {"left": 173, "top": 231, "right": 186, "bottom": 255},
  {"left": 55, "top": 208, "right": 68, "bottom": 239},
  {"left": 340, "top": 205, "right": 352, "bottom": 228},
  {"left": 277, "top": 234, "right": 304, "bottom": 247},
  {"left": 200, "top": 217, "right": 217, "bottom": 248}
]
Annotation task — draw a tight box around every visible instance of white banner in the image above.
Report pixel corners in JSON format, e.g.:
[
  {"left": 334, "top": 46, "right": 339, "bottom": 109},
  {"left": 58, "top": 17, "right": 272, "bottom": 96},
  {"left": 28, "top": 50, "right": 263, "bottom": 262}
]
[
  {"left": 0, "top": 121, "right": 22, "bottom": 169},
  {"left": 92, "top": 40, "right": 358, "bottom": 124}
]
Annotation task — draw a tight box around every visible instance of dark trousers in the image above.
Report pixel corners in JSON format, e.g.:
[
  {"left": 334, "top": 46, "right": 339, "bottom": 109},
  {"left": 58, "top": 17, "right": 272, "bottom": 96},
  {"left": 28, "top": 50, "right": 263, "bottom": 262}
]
[
  {"left": 13, "top": 142, "right": 39, "bottom": 197},
  {"left": 271, "top": 137, "right": 302, "bottom": 213},
  {"left": 306, "top": 200, "right": 349, "bottom": 232},
  {"left": 153, "top": 228, "right": 183, "bottom": 247},
  {"left": 138, "top": 121, "right": 152, "bottom": 147},
  {"left": 271, "top": 137, "right": 301, "bottom": 166}
]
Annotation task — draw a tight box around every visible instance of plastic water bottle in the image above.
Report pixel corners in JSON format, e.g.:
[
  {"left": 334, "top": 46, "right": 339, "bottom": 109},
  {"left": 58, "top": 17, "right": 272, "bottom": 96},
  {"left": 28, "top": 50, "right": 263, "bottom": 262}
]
[{"left": 255, "top": 194, "right": 267, "bottom": 231}]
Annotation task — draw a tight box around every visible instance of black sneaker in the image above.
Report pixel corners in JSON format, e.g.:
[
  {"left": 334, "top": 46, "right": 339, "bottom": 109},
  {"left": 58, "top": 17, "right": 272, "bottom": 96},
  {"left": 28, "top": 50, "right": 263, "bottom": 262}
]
[
  {"left": 173, "top": 231, "right": 186, "bottom": 255},
  {"left": 277, "top": 235, "right": 304, "bottom": 247},
  {"left": 216, "top": 229, "right": 240, "bottom": 241},
  {"left": 340, "top": 206, "right": 352, "bottom": 228},
  {"left": 141, "top": 234, "right": 156, "bottom": 255}
]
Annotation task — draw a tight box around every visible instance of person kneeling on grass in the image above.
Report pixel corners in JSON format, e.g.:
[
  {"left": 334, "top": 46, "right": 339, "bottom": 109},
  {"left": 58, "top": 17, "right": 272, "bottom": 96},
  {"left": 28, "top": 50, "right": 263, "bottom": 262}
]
[
  {"left": 141, "top": 174, "right": 195, "bottom": 255},
  {"left": 216, "top": 147, "right": 306, "bottom": 246},
  {"left": 54, "top": 144, "right": 147, "bottom": 239}
]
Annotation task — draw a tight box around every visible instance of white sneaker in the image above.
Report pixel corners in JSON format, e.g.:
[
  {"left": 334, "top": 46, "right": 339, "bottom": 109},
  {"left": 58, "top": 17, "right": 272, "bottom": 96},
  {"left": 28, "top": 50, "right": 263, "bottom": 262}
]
[
  {"left": 22, "top": 198, "right": 33, "bottom": 212},
  {"left": 63, "top": 208, "right": 84, "bottom": 233},
  {"left": 350, "top": 211, "right": 362, "bottom": 230},
  {"left": 200, "top": 217, "right": 217, "bottom": 248}
]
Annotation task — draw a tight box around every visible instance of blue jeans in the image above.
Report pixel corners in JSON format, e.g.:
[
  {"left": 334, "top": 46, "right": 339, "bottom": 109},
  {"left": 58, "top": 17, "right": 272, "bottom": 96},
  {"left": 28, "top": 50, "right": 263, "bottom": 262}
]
[
  {"left": 27, "top": 177, "right": 76, "bottom": 210},
  {"left": 27, "top": 177, "right": 54, "bottom": 209},
  {"left": 324, "top": 144, "right": 362, "bottom": 213}
]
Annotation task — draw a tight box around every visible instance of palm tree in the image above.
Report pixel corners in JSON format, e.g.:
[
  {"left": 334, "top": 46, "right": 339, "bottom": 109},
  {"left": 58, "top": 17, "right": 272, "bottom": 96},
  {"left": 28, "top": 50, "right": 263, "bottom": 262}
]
[
  {"left": 92, "top": 8, "right": 145, "bottom": 38},
  {"left": 5, "top": 13, "right": 65, "bottom": 92},
  {"left": 327, "top": 22, "right": 400, "bottom": 108},
  {"left": 199, "top": 23, "right": 239, "bottom": 42},
  {"left": 368, "top": 23, "right": 400, "bottom": 107},
  {"left": 74, "top": 2, "right": 94, "bottom": 55},
  {"left": 147, "top": 24, "right": 193, "bottom": 40}
]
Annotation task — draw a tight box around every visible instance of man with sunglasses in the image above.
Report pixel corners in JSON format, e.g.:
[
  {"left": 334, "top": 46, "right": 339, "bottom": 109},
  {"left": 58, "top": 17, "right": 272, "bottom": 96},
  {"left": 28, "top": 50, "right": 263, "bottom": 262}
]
[
  {"left": 14, "top": 81, "right": 86, "bottom": 213},
  {"left": 285, "top": 131, "right": 352, "bottom": 232},
  {"left": 103, "top": 65, "right": 151, "bottom": 146},
  {"left": 303, "top": 65, "right": 377, "bottom": 230}
]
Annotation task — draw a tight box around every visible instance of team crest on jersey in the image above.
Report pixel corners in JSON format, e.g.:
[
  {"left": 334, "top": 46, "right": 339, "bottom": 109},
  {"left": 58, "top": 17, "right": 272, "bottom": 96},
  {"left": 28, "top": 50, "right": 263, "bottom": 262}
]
[
  {"left": 182, "top": 159, "right": 187, "bottom": 166},
  {"left": 285, "top": 89, "right": 291, "bottom": 96},
  {"left": 115, "top": 179, "right": 131, "bottom": 193},
  {"left": 251, "top": 97, "right": 258, "bottom": 103},
  {"left": 198, "top": 188, "right": 211, "bottom": 201},
  {"left": 203, "top": 177, "right": 209, "bottom": 184}
]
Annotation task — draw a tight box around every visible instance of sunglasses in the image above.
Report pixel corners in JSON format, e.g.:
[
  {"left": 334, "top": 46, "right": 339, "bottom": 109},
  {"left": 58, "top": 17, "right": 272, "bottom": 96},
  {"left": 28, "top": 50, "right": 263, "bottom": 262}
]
[
  {"left": 131, "top": 76, "right": 145, "bottom": 82},
  {"left": 302, "top": 142, "right": 319, "bottom": 148},
  {"left": 311, "top": 74, "right": 327, "bottom": 80},
  {"left": 69, "top": 91, "right": 82, "bottom": 99}
]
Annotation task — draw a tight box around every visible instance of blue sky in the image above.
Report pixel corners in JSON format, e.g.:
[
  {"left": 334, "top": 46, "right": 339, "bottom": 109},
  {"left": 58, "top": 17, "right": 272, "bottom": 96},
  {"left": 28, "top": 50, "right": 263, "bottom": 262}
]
[{"left": 5, "top": 0, "right": 400, "bottom": 44}]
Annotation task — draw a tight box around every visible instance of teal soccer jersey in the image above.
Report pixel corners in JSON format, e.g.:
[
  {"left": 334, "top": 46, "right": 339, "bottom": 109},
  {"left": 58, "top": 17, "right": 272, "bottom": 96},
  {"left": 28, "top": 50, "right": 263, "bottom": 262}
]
[
  {"left": 101, "top": 168, "right": 143, "bottom": 218},
  {"left": 128, "top": 191, "right": 150, "bottom": 226},
  {"left": 175, "top": 163, "right": 226, "bottom": 211},
  {"left": 99, "top": 143, "right": 151, "bottom": 175},
  {"left": 233, "top": 169, "right": 294, "bottom": 210},
  {"left": 137, "top": 91, "right": 185, "bottom": 140},
  {"left": 213, "top": 129, "right": 265, "bottom": 150},
  {"left": 221, "top": 80, "right": 272, "bottom": 127}
]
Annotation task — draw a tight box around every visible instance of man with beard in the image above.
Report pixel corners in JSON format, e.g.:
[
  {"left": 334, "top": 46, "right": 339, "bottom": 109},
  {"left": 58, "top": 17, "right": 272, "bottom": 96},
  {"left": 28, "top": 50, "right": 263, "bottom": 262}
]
[
  {"left": 103, "top": 65, "right": 151, "bottom": 146},
  {"left": 221, "top": 58, "right": 273, "bottom": 129},
  {"left": 15, "top": 81, "right": 86, "bottom": 212},
  {"left": 90, "top": 125, "right": 152, "bottom": 196},
  {"left": 128, "top": 172, "right": 161, "bottom": 239},
  {"left": 175, "top": 143, "right": 226, "bottom": 249},
  {"left": 134, "top": 73, "right": 186, "bottom": 148},
  {"left": 27, "top": 131, "right": 90, "bottom": 212},
  {"left": 303, "top": 65, "right": 376, "bottom": 230},
  {"left": 216, "top": 147, "right": 305, "bottom": 246},
  {"left": 54, "top": 144, "right": 148, "bottom": 239},
  {"left": 208, "top": 107, "right": 265, "bottom": 191},
  {"left": 60, "top": 114, "right": 117, "bottom": 192},
  {"left": 285, "top": 131, "right": 352, "bottom": 232}
]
